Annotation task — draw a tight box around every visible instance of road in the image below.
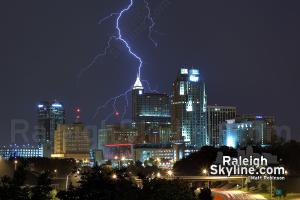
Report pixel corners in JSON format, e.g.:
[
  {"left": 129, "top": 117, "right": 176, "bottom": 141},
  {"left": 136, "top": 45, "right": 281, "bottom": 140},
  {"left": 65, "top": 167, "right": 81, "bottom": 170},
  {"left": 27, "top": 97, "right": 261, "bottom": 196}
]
[{"left": 211, "top": 189, "right": 267, "bottom": 200}]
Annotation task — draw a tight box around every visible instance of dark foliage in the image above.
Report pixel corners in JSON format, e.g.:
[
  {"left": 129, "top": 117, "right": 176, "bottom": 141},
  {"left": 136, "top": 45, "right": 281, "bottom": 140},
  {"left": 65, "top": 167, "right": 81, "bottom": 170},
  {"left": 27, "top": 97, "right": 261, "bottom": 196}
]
[
  {"left": 142, "top": 178, "right": 197, "bottom": 200},
  {"left": 198, "top": 187, "right": 212, "bottom": 200}
]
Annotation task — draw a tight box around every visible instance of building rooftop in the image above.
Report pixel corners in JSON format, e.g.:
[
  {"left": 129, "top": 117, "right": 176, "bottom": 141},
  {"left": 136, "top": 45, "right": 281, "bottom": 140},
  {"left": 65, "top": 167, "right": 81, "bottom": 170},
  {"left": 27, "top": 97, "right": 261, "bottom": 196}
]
[{"left": 133, "top": 76, "right": 143, "bottom": 90}]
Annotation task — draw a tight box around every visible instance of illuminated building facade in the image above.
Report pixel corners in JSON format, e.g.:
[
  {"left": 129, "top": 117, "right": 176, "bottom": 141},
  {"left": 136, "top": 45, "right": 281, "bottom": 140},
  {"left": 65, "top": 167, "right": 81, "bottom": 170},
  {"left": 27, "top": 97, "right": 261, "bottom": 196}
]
[
  {"left": 52, "top": 123, "right": 90, "bottom": 162},
  {"left": 133, "top": 143, "right": 185, "bottom": 168},
  {"left": 132, "top": 76, "right": 173, "bottom": 143},
  {"left": 37, "top": 100, "right": 65, "bottom": 157},
  {"left": 0, "top": 145, "right": 43, "bottom": 159},
  {"left": 207, "top": 105, "right": 236, "bottom": 146},
  {"left": 171, "top": 68, "right": 208, "bottom": 147},
  {"left": 103, "top": 143, "right": 134, "bottom": 161},
  {"left": 222, "top": 115, "right": 275, "bottom": 148}
]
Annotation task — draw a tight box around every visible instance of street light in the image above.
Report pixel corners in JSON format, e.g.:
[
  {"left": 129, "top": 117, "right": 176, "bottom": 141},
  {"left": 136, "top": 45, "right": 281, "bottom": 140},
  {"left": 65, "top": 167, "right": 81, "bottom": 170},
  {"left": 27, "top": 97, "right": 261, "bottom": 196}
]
[
  {"left": 285, "top": 170, "right": 288, "bottom": 175},
  {"left": 14, "top": 160, "right": 18, "bottom": 171},
  {"left": 66, "top": 171, "right": 73, "bottom": 191},
  {"left": 167, "top": 170, "right": 173, "bottom": 176},
  {"left": 202, "top": 169, "right": 209, "bottom": 188},
  {"left": 156, "top": 172, "right": 161, "bottom": 178},
  {"left": 112, "top": 174, "right": 117, "bottom": 179}
]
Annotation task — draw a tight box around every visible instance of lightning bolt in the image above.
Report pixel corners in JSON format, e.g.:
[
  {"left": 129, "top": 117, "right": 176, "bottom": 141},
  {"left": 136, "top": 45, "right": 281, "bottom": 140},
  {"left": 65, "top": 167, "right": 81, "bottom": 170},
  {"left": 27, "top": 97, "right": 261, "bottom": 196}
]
[
  {"left": 142, "top": 79, "right": 159, "bottom": 93},
  {"left": 81, "top": 0, "right": 159, "bottom": 122},
  {"left": 144, "top": 0, "right": 158, "bottom": 47}
]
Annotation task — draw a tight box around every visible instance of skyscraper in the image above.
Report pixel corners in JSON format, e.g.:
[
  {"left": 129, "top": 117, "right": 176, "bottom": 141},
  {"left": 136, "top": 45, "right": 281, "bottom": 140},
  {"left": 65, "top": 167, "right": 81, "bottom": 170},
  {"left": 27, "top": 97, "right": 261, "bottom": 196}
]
[
  {"left": 37, "top": 100, "right": 65, "bottom": 157},
  {"left": 132, "top": 76, "right": 170, "bottom": 124},
  {"left": 132, "top": 76, "right": 172, "bottom": 143},
  {"left": 171, "top": 68, "right": 208, "bottom": 147},
  {"left": 207, "top": 105, "right": 236, "bottom": 146}
]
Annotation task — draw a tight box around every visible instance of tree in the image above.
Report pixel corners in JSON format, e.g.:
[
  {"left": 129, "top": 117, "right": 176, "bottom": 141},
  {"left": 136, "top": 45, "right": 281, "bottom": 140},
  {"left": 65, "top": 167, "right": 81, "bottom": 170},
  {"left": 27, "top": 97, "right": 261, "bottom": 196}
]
[
  {"left": 142, "top": 179, "right": 197, "bottom": 200},
  {"left": 198, "top": 187, "right": 212, "bottom": 200},
  {"left": 57, "top": 165, "right": 140, "bottom": 200},
  {"left": 31, "top": 171, "right": 53, "bottom": 200}
]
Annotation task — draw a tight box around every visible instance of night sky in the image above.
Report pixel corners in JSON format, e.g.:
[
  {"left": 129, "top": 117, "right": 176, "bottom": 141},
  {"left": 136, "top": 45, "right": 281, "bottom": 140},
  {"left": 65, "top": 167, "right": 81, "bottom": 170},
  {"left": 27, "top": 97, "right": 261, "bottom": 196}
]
[{"left": 0, "top": 0, "right": 299, "bottom": 144}]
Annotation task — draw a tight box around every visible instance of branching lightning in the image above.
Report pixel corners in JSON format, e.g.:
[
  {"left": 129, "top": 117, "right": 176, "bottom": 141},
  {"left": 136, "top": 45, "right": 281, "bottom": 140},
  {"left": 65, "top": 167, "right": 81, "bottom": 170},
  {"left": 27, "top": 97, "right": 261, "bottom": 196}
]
[
  {"left": 80, "top": 0, "right": 159, "bottom": 122},
  {"left": 144, "top": 0, "right": 158, "bottom": 47},
  {"left": 142, "top": 79, "right": 159, "bottom": 93}
]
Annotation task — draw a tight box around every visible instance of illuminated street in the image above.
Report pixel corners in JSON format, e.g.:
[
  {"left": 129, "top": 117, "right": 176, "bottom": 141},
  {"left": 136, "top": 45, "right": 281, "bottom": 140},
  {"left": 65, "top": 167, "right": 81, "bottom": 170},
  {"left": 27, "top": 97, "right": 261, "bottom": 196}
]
[{"left": 212, "top": 189, "right": 267, "bottom": 200}]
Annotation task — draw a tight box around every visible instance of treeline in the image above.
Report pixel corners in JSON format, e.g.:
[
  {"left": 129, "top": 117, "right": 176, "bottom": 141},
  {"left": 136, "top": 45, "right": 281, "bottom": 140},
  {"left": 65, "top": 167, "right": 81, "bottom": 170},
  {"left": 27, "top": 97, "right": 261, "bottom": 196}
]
[
  {"left": 0, "top": 162, "right": 212, "bottom": 200},
  {"left": 174, "top": 141, "right": 300, "bottom": 176}
]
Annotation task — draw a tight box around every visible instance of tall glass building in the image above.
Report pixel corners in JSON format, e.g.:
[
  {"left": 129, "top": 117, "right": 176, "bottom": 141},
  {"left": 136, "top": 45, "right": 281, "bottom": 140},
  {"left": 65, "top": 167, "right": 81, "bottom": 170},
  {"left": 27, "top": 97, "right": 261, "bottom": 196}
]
[
  {"left": 37, "top": 100, "right": 65, "bottom": 157},
  {"left": 132, "top": 76, "right": 172, "bottom": 143},
  {"left": 171, "top": 68, "right": 208, "bottom": 147}
]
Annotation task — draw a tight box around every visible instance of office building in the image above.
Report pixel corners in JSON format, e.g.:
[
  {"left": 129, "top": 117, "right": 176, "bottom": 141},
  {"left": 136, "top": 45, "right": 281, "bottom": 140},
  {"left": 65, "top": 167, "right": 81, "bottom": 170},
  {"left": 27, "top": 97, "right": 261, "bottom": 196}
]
[
  {"left": 98, "top": 124, "right": 139, "bottom": 149},
  {"left": 171, "top": 68, "right": 208, "bottom": 147},
  {"left": 222, "top": 115, "right": 275, "bottom": 148},
  {"left": 52, "top": 123, "right": 90, "bottom": 162},
  {"left": 132, "top": 76, "right": 173, "bottom": 143},
  {"left": 0, "top": 144, "right": 43, "bottom": 159},
  {"left": 37, "top": 100, "right": 65, "bottom": 157},
  {"left": 207, "top": 105, "right": 236, "bottom": 146}
]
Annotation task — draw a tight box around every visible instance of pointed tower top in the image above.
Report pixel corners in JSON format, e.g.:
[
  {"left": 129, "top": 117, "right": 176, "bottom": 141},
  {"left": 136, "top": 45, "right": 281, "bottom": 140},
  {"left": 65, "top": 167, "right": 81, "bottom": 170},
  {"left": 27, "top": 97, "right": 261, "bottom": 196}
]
[{"left": 133, "top": 75, "right": 143, "bottom": 90}]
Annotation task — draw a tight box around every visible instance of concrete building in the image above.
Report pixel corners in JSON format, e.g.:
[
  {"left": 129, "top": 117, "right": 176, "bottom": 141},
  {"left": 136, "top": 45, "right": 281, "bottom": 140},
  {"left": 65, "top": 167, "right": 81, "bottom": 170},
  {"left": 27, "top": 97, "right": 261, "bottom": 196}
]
[
  {"left": 171, "top": 68, "right": 208, "bottom": 147},
  {"left": 52, "top": 123, "right": 90, "bottom": 162},
  {"left": 207, "top": 105, "right": 236, "bottom": 146}
]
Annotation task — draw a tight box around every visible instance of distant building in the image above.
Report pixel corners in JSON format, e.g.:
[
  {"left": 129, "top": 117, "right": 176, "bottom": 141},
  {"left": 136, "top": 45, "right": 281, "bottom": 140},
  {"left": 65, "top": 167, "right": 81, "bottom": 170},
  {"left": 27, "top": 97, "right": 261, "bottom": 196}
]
[
  {"left": 171, "top": 68, "right": 208, "bottom": 147},
  {"left": 0, "top": 144, "right": 43, "bottom": 159},
  {"left": 222, "top": 115, "right": 275, "bottom": 148},
  {"left": 132, "top": 76, "right": 173, "bottom": 143},
  {"left": 133, "top": 143, "right": 185, "bottom": 169},
  {"left": 102, "top": 143, "right": 134, "bottom": 161},
  {"left": 207, "top": 105, "right": 236, "bottom": 146},
  {"left": 37, "top": 100, "right": 65, "bottom": 157},
  {"left": 215, "top": 146, "right": 279, "bottom": 165},
  {"left": 98, "top": 124, "right": 139, "bottom": 149},
  {"left": 52, "top": 123, "right": 90, "bottom": 162}
]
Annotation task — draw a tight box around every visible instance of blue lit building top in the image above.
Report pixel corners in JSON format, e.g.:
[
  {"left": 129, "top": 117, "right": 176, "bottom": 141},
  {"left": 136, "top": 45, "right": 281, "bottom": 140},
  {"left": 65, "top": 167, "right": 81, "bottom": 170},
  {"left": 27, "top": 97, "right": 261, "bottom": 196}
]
[{"left": 171, "top": 68, "right": 208, "bottom": 147}]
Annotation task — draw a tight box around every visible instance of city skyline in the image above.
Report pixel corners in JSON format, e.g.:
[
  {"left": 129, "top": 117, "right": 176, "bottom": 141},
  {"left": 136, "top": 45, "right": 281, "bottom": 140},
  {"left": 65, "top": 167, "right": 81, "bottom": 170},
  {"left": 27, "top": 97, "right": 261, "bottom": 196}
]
[{"left": 1, "top": 0, "right": 300, "bottom": 144}]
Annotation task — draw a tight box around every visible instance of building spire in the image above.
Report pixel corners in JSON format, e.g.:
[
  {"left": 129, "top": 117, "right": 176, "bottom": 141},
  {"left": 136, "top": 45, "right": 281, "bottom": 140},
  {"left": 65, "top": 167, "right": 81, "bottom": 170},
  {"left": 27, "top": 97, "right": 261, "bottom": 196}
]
[{"left": 133, "top": 74, "right": 143, "bottom": 90}]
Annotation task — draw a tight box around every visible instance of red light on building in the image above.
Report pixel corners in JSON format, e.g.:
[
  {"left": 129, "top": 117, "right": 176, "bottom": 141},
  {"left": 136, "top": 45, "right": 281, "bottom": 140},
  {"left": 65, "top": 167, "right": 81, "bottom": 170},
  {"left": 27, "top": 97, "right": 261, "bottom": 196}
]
[
  {"left": 105, "top": 144, "right": 133, "bottom": 147},
  {"left": 75, "top": 107, "right": 81, "bottom": 122}
]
